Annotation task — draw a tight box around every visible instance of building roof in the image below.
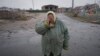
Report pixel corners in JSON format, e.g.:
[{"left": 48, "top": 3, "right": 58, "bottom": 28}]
[{"left": 42, "top": 4, "right": 58, "bottom": 7}]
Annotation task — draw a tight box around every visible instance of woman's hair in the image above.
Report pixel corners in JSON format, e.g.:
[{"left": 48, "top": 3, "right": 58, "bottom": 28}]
[{"left": 47, "top": 13, "right": 54, "bottom": 16}]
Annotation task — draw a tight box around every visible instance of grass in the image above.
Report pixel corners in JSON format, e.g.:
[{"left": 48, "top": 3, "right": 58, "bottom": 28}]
[{"left": 0, "top": 11, "right": 33, "bottom": 21}]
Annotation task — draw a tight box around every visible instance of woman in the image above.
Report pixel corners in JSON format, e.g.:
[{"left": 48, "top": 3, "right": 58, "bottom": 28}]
[{"left": 35, "top": 11, "right": 69, "bottom": 56}]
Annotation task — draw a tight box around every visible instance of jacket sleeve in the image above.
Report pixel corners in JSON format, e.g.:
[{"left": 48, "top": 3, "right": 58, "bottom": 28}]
[
  {"left": 62, "top": 23, "right": 70, "bottom": 49},
  {"left": 35, "top": 20, "right": 49, "bottom": 35}
]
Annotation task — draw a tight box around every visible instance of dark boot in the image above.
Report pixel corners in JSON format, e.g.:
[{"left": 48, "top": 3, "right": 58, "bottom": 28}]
[
  {"left": 49, "top": 52, "right": 61, "bottom": 56},
  {"left": 49, "top": 52, "right": 54, "bottom": 56},
  {"left": 44, "top": 52, "right": 61, "bottom": 56}
]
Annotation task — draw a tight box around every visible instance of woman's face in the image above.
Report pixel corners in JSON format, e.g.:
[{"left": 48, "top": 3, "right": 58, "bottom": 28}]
[{"left": 47, "top": 14, "right": 54, "bottom": 23}]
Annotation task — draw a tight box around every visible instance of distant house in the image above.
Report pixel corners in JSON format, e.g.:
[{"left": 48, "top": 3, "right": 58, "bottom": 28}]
[
  {"left": 74, "top": 6, "right": 84, "bottom": 13},
  {"left": 84, "top": 4, "right": 99, "bottom": 14},
  {"left": 57, "top": 7, "right": 68, "bottom": 13},
  {"left": 73, "top": 3, "right": 100, "bottom": 16},
  {"left": 84, "top": 4, "right": 99, "bottom": 10},
  {"left": 42, "top": 4, "right": 58, "bottom": 12},
  {"left": 73, "top": 6, "right": 85, "bottom": 16}
]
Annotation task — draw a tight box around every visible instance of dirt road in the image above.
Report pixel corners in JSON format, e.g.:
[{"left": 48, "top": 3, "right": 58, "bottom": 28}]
[{"left": 0, "top": 13, "right": 100, "bottom": 56}]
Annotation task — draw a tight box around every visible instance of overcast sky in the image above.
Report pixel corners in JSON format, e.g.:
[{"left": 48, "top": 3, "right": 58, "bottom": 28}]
[{"left": 0, "top": 0, "right": 99, "bottom": 9}]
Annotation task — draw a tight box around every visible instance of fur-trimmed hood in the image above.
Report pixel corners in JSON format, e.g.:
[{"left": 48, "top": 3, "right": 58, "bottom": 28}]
[{"left": 46, "top": 11, "right": 57, "bottom": 22}]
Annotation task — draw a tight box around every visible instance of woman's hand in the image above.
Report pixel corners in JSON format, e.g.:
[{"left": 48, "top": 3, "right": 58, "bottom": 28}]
[
  {"left": 44, "top": 20, "right": 50, "bottom": 29},
  {"left": 63, "top": 47, "right": 68, "bottom": 50}
]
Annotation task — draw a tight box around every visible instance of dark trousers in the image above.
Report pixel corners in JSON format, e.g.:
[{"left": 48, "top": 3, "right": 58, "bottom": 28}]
[{"left": 44, "top": 52, "right": 61, "bottom": 56}]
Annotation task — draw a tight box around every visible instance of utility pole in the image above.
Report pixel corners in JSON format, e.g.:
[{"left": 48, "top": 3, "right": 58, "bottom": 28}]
[
  {"left": 72, "top": 0, "right": 74, "bottom": 9},
  {"left": 72, "top": 0, "right": 74, "bottom": 13},
  {"left": 99, "top": 0, "right": 100, "bottom": 7},
  {"left": 32, "top": 0, "right": 34, "bottom": 10},
  {"left": 95, "top": 0, "right": 97, "bottom": 14}
]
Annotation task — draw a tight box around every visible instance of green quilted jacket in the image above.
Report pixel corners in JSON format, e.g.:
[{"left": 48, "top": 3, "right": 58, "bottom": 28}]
[{"left": 35, "top": 19, "right": 69, "bottom": 56}]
